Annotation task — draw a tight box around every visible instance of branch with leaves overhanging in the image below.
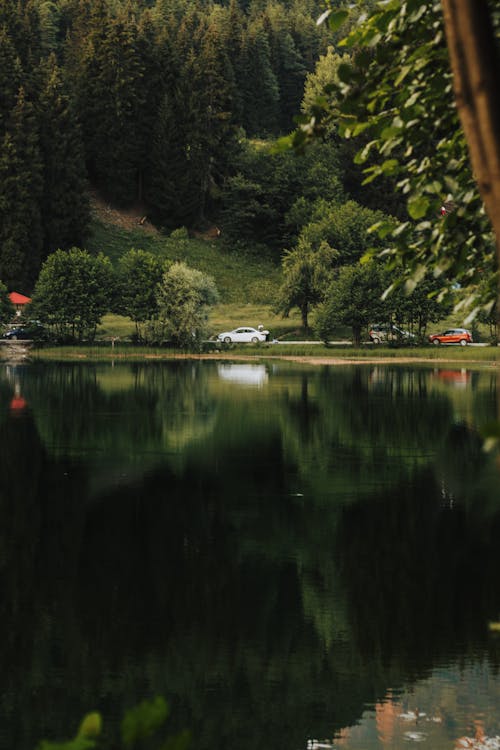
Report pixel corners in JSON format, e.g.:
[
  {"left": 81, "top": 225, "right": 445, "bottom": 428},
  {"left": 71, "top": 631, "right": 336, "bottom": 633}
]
[{"left": 281, "top": 0, "right": 498, "bottom": 323}]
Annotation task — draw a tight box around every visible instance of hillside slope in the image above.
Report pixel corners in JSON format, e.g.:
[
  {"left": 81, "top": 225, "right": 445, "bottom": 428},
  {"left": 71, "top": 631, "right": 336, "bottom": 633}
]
[{"left": 85, "top": 194, "right": 282, "bottom": 305}]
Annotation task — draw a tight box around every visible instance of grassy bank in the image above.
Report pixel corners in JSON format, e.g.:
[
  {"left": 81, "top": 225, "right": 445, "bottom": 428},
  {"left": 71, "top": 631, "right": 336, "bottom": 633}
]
[{"left": 30, "top": 342, "right": 500, "bottom": 366}]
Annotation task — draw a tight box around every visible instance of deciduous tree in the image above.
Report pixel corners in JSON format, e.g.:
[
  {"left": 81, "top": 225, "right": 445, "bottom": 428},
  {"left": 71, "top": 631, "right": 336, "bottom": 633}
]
[
  {"left": 32, "top": 247, "right": 113, "bottom": 341},
  {"left": 276, "top": 238, "right": 338, "bottom": 329},
  {"left": 116, "top": 249, "right": 163, "bottom": 341},
  {"left": 296, "top": 0, "right": 500, "bottom": 318},
  {"left": 156, "top": 262, "right": 219, "bottom": 349},
  {"left": 315, "top": 262, "right": 386, "bottom": 346}
]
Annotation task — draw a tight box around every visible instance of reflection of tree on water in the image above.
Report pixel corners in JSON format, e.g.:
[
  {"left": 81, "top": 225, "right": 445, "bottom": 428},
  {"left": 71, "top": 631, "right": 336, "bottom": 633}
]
[
  {"left": 279, "top": 367, "right": 454, "bottom": 505},
  {"left": 0, "top": 363, "right": 498, "bottom": 749},
  {"left": 21, "top": 362, "right": 219, "bottom": 491}
]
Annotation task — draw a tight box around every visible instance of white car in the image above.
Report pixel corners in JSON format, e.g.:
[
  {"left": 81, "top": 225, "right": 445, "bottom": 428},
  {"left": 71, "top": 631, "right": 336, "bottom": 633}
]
[{"left": 217, "top": 326, "right": 269, "bottom": 343}]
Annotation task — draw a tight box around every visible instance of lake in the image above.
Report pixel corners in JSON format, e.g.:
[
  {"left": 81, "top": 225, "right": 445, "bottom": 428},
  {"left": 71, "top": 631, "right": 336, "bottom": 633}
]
[{"left": 0, "top": 359, "right": 499, "bottom": 750}]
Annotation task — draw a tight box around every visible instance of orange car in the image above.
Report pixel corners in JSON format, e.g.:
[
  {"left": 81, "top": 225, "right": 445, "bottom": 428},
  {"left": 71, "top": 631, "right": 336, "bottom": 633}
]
[{"left": 428, "top": 328, "right": 473, "bottom": 346}]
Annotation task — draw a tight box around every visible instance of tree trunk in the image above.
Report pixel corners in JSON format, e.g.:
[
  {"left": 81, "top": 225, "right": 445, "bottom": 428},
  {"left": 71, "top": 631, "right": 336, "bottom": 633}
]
[
  {"left": 300, "top": 302, "right": 309, "bottom": 331},
  {"left": 441, "top": 0, "right": 500, "bottom": 282}
]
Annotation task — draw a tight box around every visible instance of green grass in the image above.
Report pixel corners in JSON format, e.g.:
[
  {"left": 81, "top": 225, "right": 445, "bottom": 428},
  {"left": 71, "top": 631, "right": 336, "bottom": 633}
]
[
  {"left": 31, "top": 341, "right": 500, "bottom": 366},
  {"left": 86, "top": 218, "right": 282, "bottom": 304}
]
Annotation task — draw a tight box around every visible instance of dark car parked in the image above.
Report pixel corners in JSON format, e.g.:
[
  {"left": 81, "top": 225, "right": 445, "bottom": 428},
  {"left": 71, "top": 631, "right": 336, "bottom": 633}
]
[{"left": 2, "top": 322, "right": 50, "bottom": 342}]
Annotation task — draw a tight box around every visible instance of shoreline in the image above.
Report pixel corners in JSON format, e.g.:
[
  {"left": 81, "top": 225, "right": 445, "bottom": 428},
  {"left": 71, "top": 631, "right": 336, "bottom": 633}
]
[{"left": 16, "top": 349, "right": 500, "bottom": 368}]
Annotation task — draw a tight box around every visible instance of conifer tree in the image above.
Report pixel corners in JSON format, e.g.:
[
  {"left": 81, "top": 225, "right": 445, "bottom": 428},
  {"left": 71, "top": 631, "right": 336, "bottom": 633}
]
[
  {"left": 0, "top": 88, "right": 43, "bottom": 292},
  {"left": 78, "top": 8, "right": 146, "bottom": 204},
  {"left": 37, "top": 54, "right": 89, "bottom": 257},
  {"left": 190, "top": 20, "right": 240, "bottom": 221},
  {"left": 0, "top": 29, "right": 23, "bottom": 131},
  {"left": 147, "top": 86, "right": 198, "bottom": 227},
  {"left": 240, "top": 20, "right": 279, "bottom": 136},
  {"left": 262, "top": 6, "right": 307, "bottom": 131}
]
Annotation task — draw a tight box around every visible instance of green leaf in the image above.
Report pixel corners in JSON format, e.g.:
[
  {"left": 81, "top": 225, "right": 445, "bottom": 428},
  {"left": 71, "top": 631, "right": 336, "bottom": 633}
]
[
  {"left": 77, "top": 714, "right": 102, "bottom": 740},
  {"left": 407, "top": 195, "right": 430, "bottom": 219},
  {"left": 121, "top": 696, "right": 169, "bottom": 748},
  {"left": 380, "top": 158, "right": 399, "bottom": 175},
  {"left": 160, "top": 729, "right": 192, "bottom": 750},
  {"left": 327, "top": 10, "right": 349, "bottom": 32},
  {"left": 354, "top": 140, "right": 377, "bottom": 164},
  {"left": 395, "top": 64, "right": 412, "bottom": 86}
]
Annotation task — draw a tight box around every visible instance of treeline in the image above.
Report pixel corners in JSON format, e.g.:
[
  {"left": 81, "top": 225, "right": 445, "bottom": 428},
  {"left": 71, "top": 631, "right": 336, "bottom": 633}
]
[{"left": 0, "top": 0, "right": 342, "bottom": 293}]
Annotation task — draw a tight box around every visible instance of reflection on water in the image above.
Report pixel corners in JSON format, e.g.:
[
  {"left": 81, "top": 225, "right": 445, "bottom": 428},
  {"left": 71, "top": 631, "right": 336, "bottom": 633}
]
[
  {"left": 0, "top": 361, "right": 498, "bottom": 750},
  {"left": 217, "top": 363, "right": 269, "bottom": 387}
]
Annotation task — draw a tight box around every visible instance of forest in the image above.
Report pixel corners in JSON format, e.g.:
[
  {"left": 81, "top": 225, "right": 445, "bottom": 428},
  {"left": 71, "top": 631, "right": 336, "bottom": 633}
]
[
  {"left": 0, "top": 0, "right": 390, "bottom": 294},
  {"left": 2, "top": 0, "right": 497, "bottom": 344}
]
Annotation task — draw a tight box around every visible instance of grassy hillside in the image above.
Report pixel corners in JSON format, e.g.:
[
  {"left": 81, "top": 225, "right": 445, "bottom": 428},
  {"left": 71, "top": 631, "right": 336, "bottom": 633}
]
[
  {"left": 85, "top": 215, "right": 282, "bottom": 305},
  {"left": 84, "top": 207, "right": 305, "bottom": 340}
]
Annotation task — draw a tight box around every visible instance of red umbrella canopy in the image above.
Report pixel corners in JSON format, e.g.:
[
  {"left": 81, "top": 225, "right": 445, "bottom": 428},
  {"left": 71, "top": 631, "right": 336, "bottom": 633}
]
[{"left": 9, "top": 292, "right": 32, "bottom": 305}]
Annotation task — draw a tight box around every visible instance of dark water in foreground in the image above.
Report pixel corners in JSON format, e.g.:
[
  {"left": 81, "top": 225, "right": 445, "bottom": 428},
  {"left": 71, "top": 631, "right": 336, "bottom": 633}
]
[{"left": 0, "top": 360, "right": 499, "bottom": 750}]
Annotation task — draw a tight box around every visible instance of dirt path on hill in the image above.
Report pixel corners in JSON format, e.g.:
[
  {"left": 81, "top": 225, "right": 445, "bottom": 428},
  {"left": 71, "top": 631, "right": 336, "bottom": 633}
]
[{"left": 89, "top": 190, "right": 160, "bottom": 234}]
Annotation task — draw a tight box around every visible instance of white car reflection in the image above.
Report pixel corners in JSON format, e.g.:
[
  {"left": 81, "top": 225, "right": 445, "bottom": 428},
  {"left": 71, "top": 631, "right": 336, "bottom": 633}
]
[{"left": 217, "top": 364, "right": 268, "bottom": 387}]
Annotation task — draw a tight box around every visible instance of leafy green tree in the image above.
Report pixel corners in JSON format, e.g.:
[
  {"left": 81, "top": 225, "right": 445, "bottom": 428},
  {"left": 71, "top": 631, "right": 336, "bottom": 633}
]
[
  {"left": 387, "top": 274, "right": 453, "bottom": 338},
  {"left": 221, "top": 140, "right": 344, "bottom": 254},
  {"left": 295, "top": 0, "right": 499, "bottom": 317},
  {"left": 276, "top": 238, "right": 338, "bottom": 329},
  {"left": 315, "top": 262, "right": 386, "bottom": 346},
  {"left": 301, "top": 46, "right": 350, "bottom": 122},
  {"left": 298, "top": 199, "right": 391, "bottom": 264},
  {"left": 0, "top": 281, "right": 14, "bottom": 324},
  {"left": 116, "top": 249, "right": 164, "bottom": 341},
  {"left": 156, "top": 262, "right": 219, "bottom": 349},
  {"left": 32, "top": 247, "right": 113, "bottom": 341}
]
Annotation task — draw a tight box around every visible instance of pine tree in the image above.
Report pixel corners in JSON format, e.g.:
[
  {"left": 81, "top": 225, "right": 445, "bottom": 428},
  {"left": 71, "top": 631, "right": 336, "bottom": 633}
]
[
  {"left": 261, "top": 6, "right": 307, "bottom": 132},
  {"left": 240, "top": 20, "right": 279, "bottom": 136},
  {"left": 146, "top": 88, "right": 197, "bottom": 227},
  {"left": 189, "top": 19, "right": 240, "bottom": 221},
  {"left": 0, "top": 88, "right": 43, "bottom": 291},
  {"left": 78, "top": 8, "right": 147, "bottom": 204},
  {"left": 37, "top": 54, "right": 89, "bottom": 258},
  {"left": 0, "top": 28, "right": 22, "bottom": 132}
]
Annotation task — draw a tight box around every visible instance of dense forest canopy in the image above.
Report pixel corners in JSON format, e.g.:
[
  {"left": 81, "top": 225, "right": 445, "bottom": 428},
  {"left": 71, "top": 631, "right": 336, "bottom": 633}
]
[{"left": 0, "top": 0, "right": 354, "bottom": 292}]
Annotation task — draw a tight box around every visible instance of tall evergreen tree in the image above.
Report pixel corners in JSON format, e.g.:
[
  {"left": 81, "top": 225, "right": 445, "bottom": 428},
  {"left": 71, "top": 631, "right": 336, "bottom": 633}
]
[
  {"left": 147, "top": 88, "right": 196, "bottom": 227},
  {"left": 263, "top": 5, "right": 307, "bottom": 131},
  {"left": 0, "top": 88, "right": 43, "bottom": 292},
  {"left": 37, "top": 54, "right": 89, "bottom": 257},
  {"left": 190, "top": 19, "right": 240, "bottom": 221},
  {"left": 78, "top": 8, "right": 147, "bottom": 203},
  {"left": 0, "top": 28, "right": 23, "bottom": 131},
  {"left": 240, "top": 20, "right": 279, "bottom": 136}
]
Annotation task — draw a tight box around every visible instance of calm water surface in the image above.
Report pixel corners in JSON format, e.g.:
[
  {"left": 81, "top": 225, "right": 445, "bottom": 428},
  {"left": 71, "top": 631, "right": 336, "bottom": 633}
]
[{"left": 0, "top": 360, "right": 499, "bottom": 750}]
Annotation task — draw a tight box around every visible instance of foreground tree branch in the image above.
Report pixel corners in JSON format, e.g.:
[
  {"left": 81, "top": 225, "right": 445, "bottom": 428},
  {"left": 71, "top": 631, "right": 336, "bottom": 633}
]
[{"left": 441, "top": 0, "right": 500, "bottom": 264}]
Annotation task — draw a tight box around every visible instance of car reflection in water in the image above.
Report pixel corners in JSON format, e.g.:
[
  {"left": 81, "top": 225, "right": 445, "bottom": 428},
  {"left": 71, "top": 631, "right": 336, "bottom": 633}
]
[
  {"left": 217, "top": 364, "right": 269, "bottom": 388},
  {"left": 432, "top": 368, "right": 471, "bottom": 389}
]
